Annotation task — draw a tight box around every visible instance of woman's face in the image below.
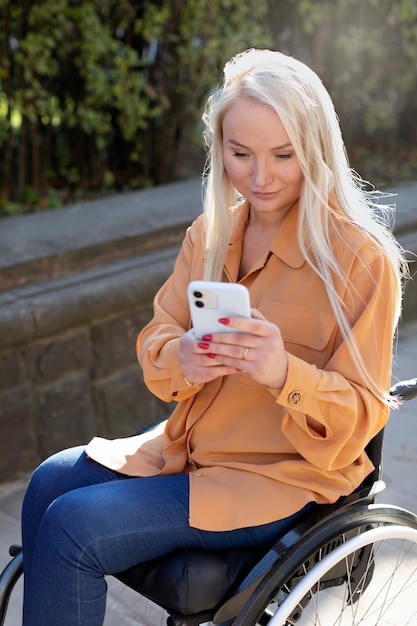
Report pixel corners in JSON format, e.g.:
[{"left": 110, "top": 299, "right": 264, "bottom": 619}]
[{"left": 222, "top": 97, "right": 304, "bottom": 223}]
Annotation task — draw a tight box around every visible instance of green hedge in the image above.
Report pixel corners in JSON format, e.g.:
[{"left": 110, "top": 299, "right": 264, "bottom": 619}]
[{"left": 0, "top": 0, "right": 270, "bottom": 214}]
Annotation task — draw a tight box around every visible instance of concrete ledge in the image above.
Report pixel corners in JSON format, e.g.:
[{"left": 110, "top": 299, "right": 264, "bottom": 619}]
[
  {"left": 0, "top": 178, "right": 202, "bottom": 291},
  {"left": 0, "top": 178, "right": 415, "bottom": 482},
  {"left": 0, "top": 247, "right": 179, "bottom": 350}
]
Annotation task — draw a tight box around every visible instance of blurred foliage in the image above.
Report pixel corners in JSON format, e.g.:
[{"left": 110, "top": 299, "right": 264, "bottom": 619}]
[
  {"left": 1, "top": 0, "right": 417, "bottom": 217},
  {"left": 0, "top": 0, "right": 270, "bottom": 216},
  {"left": 268, "top": 0, "right": 417, "bottom": 188}
]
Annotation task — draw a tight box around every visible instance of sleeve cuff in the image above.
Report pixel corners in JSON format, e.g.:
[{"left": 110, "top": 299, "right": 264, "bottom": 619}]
[
  {"left": 162, "top": 338, "right": 203, "bottom": 399},
  {"left": 270, "top": 352, "right": 317, "bottom": 413}
]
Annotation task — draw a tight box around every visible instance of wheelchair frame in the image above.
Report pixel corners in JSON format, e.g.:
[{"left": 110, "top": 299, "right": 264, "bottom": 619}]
[{"left": 1, "top": 377, "right": 417, "bottom": 626}]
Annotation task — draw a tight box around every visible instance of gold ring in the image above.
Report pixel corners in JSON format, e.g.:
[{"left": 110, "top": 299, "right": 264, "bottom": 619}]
[
  {"left": 243, "top": 347, "right": 249, "bottom": 360},
  {"left": 182, "top": 374, "right": 194, "bottom": 387}
]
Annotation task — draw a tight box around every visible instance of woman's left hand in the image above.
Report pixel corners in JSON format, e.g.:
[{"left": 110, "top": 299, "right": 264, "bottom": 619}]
[{"left": 202, "top": 308, "right": 288, "bottom": 389}]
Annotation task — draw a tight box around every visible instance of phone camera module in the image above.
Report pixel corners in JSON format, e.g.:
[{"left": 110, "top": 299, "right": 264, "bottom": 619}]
[{"left": 193, "top": 290, "right": 205, "bottom": 308}]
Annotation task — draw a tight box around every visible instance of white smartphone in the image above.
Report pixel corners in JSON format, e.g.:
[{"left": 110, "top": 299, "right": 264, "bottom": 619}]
[{"left": 187, "top": 281, "right": 251, "bottom": 339}]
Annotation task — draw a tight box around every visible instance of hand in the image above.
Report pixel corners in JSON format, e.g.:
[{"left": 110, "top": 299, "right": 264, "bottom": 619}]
[
  {"left": 179, "top": 309, "right": 288, "bottom": 388},
  {"left": 179, "top": 327, "right": 244, "bottom": 385}
]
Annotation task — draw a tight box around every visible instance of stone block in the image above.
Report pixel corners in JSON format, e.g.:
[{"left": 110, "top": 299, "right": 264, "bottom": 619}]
[
  {"left": 26, "top": 328, "right": 92, "bottom": 384},
  {"left": 397, "top": 230, "right": 417, "bottom": 326},
  {"left": 0, "top": 350, "right": 26, "bottom": 392},
  {"left": 0, "top": 386, "right": 38, "bottom": 481},
  {"left": 0, "top": 291, "right": 34, "bottom": 349},
  {"left": 36, "top": 371, "right": 96, "bottom": 458},
  {"left": 93, "top": 366, "right": 173, "bottom": 439},
  {"left": 402, "top": 275, "right": 417, "bottom": 325},
  {"left": 91, "top": 310, "right": 149, "bottom": 379}
]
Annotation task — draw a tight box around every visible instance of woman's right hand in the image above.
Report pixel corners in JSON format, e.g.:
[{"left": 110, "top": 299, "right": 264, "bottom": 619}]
[{"left": 179, "top": 329, "right": 242, "bottom": 385}]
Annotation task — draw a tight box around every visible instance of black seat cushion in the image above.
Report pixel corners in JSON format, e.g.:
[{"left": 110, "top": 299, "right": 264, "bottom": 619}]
[{"left": 115, "top": 546, "right": 260, "bottom": 615}]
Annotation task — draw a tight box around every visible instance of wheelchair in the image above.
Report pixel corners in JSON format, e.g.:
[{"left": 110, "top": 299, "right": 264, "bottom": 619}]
[{"left": 1, "top": 378, "right": 417, "bottom": 626}]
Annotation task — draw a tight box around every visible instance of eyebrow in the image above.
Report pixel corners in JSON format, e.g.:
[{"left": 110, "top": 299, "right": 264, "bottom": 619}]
[{"left": 227, "top": 139, "right": 293, "bottom": 151}]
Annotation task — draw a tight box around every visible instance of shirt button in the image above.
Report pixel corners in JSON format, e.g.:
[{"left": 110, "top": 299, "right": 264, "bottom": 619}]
[
  {"left": 288, "top": 391, "right": 302, "bottom": 405},
  {"left": 194, "top": 471, "right": 203, "bottom": 477}
]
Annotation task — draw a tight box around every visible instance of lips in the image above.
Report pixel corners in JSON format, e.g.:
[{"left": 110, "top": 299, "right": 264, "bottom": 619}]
[{"left": 252, "top": 191, "right": 279, "bottom": 199}]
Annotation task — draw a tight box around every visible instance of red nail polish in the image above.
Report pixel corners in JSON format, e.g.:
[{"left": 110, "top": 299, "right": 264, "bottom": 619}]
[
  {"left": 198, "top": 342, "right": 210, "bottom": 350},
  {"left": 218, "top": 318, "right": 230, "bottom": 325},
  {"left": 202, "top": 334, "right": 213, "bottom": 342},
  {"left": 207, "top": 353, "right": 216, "bottom": 359}
]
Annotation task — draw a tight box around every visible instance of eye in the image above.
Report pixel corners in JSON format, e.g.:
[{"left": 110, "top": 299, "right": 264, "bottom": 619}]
[
  {"left": 276, "top": 153, "right": 292, "bottom": 160},
  {"left": 233, "top": 151, "right": 249, "bottom": 158}
]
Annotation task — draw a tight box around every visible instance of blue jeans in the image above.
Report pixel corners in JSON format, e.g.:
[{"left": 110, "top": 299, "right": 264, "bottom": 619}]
[{"left": 22, "top": 445, "right": 312, "bottom": 625}]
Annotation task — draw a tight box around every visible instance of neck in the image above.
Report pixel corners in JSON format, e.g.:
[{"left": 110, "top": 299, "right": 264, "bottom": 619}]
[{"left": 248, "top": 206, "right": 289, "bottom": 231}]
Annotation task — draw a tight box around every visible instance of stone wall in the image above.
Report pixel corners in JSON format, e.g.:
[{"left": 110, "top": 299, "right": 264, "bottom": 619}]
[
  {"left": 0, "top": 179, "right": 416, "bottom": 482},
  {"left": 0, "top": 179, "right": 201, "bottom": 481}
]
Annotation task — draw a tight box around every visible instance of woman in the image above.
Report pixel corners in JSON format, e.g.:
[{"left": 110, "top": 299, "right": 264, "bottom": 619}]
[{"left": 21, "top": 49, "right": 407, "bottom": 625}]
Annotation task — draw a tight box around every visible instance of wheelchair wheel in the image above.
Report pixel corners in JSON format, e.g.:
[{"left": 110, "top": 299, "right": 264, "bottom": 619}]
[
  {"left": 0, "top": 549, "right": 23, "bottom": 626},
  {"left": 234, "top": 503, "right": 417, "bottom": 625}
]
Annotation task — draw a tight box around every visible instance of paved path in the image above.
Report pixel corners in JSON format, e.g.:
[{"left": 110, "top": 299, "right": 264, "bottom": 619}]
[{"left": 1, "top": 321, "right": 417, "bottom": 625}]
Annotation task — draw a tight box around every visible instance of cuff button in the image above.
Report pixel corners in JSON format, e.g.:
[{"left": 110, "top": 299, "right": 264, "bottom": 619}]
[{"left": 288, "top": 391, "right": 302, "bottom": 405}]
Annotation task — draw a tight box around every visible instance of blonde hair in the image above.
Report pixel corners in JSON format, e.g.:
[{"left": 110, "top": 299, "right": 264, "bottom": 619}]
[{"left": 202, "top": 48, "right": 408, "bottom": 403}]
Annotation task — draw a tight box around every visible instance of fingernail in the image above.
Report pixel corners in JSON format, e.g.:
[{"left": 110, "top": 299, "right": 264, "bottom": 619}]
[
  {"left": 218, "top": 318, "right": 230, "bottom": 325},
  {"left": 202, "top": 334, "right": 213, "bottom": 342},
  {"left": 198, "top": 342, "right": 210, "bottom": 350},
  {"left": 207, "top": 353, "right": 216, "bottom": 359}
]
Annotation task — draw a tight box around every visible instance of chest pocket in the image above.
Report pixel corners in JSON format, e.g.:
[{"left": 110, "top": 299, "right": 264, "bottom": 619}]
[{"left": 240, "top": 300, "right": 337, "bottom": 387}]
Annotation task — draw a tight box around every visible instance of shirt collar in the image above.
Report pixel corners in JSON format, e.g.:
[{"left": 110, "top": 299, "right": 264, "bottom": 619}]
[{"left": 228, "top": 199, "right": 305, "bottom": 269}]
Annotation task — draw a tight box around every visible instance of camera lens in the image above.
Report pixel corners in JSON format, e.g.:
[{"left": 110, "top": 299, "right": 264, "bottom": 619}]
[
  {"left": 195, "top": 300, "right": 204, "bottom": 308},
  {"left": 193, "top": 291, "right": 203, "bottom": 298}
]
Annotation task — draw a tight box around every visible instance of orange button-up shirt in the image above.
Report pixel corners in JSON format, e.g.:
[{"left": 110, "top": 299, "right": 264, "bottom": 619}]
[{"left": 86, "top": 200, "right": 398, "bottom": 531}]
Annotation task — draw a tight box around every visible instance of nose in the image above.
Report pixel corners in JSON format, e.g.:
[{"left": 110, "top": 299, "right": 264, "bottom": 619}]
[{"left": 251, "top": 158, "right": 274, "bottom": 188}]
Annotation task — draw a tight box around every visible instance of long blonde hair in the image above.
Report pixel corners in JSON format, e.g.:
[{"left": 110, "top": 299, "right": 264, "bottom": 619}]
[{"left": 202, "top": 48, "right": 408, "bottom": 403}]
